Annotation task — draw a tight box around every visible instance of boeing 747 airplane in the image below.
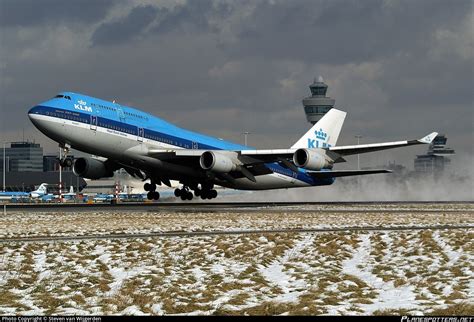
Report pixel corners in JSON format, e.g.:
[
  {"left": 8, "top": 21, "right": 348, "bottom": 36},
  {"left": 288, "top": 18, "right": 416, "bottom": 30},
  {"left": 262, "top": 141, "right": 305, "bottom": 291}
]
[{"left": 28, "top": 92, "right": 437, "bottom": 201}]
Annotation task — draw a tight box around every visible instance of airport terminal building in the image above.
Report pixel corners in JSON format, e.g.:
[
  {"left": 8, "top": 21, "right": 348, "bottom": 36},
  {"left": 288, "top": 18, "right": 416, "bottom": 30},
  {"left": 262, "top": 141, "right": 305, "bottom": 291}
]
[
  {"left": 2, "top": 142, "right": 43, "bottom": 172},
  {"left": 1, "top": 141, "right": 85, "bottom": 192}
]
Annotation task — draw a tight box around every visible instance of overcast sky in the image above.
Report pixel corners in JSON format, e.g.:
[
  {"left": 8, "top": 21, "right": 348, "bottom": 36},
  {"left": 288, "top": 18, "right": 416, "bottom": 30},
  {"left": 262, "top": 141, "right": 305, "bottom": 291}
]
[{"left": 0, "top": 0, "right": 472, "bottom": 169}]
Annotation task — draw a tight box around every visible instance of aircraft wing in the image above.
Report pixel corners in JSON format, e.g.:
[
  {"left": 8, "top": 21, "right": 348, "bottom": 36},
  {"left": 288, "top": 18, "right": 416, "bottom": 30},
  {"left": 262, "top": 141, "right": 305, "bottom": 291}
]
[
  {"left": 158, "top": 132, "right": 439, "bottom": 162},
  {"left": 149, "top": 149, "right": 294, "bottom": 158},
  {"left": 147, "top": 132, "right": 437, "bottom": 170},
  {"left": 328, "top": 132, "right": 438, "bottom": 156},
  {"left": 144, "top": 132, "right": 436, "bottom": 181}
]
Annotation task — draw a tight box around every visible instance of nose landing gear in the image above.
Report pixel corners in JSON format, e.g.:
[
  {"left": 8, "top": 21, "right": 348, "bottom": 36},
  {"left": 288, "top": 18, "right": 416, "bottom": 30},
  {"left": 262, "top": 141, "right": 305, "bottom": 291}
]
[
  {"left": 58, "top": 144, "right": 73, "bottom": 167},
  {"left": 59, "top": 157, "right": 73, "bottom": 167}
]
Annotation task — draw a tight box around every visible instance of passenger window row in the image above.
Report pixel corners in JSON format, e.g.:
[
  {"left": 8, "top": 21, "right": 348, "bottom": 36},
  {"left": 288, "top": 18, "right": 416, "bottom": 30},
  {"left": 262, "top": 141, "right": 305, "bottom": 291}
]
[
  {"left": 45, "top": 111, "right": 82, "bottom": 122},
  {"left": 98, "top": 121, "right": 135, "bottom": 135},
  {"left": 91, "top": 103, "right": 116, "bottom": 112},
  {"left": 145, "top": 133, "right": 175, "bottom": 145},
  {"left": 125, "top": 111, "right": 148, "bottom": 120}
]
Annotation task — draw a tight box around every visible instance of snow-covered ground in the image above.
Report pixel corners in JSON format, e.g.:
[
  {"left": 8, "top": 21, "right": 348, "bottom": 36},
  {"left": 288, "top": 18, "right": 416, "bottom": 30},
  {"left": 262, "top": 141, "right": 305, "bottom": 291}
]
[{"left": 0, "top": 203, "right": 472, "bottom": 315}]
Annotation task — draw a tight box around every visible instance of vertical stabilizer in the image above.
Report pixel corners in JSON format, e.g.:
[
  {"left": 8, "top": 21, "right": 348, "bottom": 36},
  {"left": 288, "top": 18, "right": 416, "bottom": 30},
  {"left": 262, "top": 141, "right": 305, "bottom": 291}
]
[
  {"left": 291, "top": 108, "right": 346, "bottom": 149},
  {"left": 35, "top": 183, "right": 48, "bottom": 195}
]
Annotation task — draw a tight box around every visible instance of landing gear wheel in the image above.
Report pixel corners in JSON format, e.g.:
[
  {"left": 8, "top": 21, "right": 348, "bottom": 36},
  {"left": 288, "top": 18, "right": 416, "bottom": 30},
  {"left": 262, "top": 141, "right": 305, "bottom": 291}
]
[
  {"left": 194, "top": 188, "right": 201, "bottom": 197},
  {"left": 153, "top": 191, "right": 160, "bottom": 200},
  {"left": 64, "top": 158, "right": 73, "bottom": 167},
  {"left": 180, "top": 190, "right": 193, "bottom": 200},
  {"left": 147, "top": 191, "right": 154, "bottom": 200},
  {"left": 176, "top": 184, "right": 196, "bottom": 201},
  {"left": 59, "top": 157, "right": 73, "bottom": 167},
  {"left": 200, "top": 189, "right": 217, "bottom": 199},
  {"left": 144, "top": 182, "right": 156, "bottom": 192},
  {"left": 210, "top": 190, "right": 217, "bottom": 199}
]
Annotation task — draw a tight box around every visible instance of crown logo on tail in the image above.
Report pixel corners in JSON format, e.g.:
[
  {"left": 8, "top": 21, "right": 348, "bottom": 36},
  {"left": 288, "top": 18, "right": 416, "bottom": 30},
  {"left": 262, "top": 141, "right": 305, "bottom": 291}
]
[{"left": 315, "top": 128, "right": 327, "bottom": 141}]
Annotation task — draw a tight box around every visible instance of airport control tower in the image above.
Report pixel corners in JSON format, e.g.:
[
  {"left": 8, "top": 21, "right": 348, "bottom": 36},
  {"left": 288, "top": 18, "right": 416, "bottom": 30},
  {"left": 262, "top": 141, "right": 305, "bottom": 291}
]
[
  {"left": 302, "top": 76, "right": 335, "bottom": 124},
  {"left": 414, "top": 134, "right": 455, "bottom": 176}
]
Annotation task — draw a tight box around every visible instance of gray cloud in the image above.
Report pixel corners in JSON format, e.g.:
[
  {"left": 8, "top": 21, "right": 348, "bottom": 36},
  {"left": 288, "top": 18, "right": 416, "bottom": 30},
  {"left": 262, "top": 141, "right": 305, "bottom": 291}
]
[
  {"left": 0, "top": 0, "right": 115, "bottom": 27},
  {"left": 152, "top": 0, "right": 218, "bottom": 34},
  {"left": 90, "top": 0, "right": 225, "bottom": 46},
  {"left": 221, "top": 0, "right": 471, "bottom": 64},
  {"left": 91, "top": 5, "right": 159, "bottom": 46}
]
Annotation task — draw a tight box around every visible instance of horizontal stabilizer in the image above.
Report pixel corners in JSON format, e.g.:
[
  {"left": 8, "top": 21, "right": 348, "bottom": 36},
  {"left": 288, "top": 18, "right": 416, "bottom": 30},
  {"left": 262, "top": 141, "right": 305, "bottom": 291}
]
[{"left": 308, "top": 169, "right": 391, "bottom": 179}]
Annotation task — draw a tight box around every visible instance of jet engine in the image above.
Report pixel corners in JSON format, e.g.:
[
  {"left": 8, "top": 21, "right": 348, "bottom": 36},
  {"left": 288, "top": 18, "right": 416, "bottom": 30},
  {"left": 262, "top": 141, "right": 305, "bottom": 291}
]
[
  {"left": 293, "top": 148, "right": 333, "bottom": 170},
  {"left": 199, "top": 151, "right": 237, "bottom": 173},
  {"left": 73, "top": 157, "right": 114, "bottom": 179}
]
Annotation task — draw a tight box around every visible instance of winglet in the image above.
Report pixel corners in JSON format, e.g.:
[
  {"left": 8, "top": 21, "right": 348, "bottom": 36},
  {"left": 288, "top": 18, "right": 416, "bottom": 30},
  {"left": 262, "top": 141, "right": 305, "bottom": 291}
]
[{"left": 418, "top": 132, "right": 438, "bottom": 144}]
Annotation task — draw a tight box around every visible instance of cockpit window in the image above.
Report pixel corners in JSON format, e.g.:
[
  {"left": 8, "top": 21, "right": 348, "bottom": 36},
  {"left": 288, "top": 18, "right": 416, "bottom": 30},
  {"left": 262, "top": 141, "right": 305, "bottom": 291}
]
[{"left": 53, "top": 94, "right": 72, "bottom": 100}]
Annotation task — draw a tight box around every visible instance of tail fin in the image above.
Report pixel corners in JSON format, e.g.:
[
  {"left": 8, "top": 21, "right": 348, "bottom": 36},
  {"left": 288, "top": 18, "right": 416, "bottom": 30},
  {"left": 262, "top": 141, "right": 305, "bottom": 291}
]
[
  {"left": 291, "top": 108, "right": 346, "bottom": 149},
  {"left": 37, "top": 183, "right": 48, "bottom": 194}
]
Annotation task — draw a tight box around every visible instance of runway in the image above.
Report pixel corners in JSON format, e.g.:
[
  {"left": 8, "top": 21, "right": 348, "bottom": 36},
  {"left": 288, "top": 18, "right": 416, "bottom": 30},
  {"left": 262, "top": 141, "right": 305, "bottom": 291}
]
[
  {"left": 0, "top": 224, "right": 471, "bottom": 244},
  {"left": 1, "top": 201, "right": 472, "bottom": 242},
  {"left": 3, "top": 200, "right": 473, "bottom": 213}
]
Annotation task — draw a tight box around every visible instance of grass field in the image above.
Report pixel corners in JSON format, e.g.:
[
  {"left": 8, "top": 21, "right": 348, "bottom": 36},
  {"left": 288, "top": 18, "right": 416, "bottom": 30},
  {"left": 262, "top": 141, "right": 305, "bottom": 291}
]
[{"left": 0, "top": 203, "right": 472, "bottom": 315}]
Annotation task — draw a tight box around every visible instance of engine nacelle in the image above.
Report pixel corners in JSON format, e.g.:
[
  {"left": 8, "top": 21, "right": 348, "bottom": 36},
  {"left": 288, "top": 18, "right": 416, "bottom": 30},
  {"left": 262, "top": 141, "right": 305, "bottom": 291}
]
[
  {"left": 73, "top": 157, "right": 114, "bottom": 180},
  {"left": 293, "top": 148, "right": 333, "bottom": 170},
  {"left": 199, "top": 151, "right": 237, "bottom": 173}
]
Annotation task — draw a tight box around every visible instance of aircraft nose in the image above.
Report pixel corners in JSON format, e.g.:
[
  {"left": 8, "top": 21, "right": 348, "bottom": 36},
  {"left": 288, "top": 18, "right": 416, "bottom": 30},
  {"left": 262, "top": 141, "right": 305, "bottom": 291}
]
[
  {"left": 28, "top": 105, "right": 44, "bottom": 128},
  {"left": 28, "top": 105, "right": 40, "bottom": 118}
]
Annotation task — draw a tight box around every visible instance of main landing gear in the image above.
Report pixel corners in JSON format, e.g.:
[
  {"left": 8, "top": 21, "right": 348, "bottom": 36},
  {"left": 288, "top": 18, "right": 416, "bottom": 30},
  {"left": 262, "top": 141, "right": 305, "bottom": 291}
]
[
  {"left": 174, "top": 187, "right": 193, "bottom": 201},
  {"left": 174, "top": 183, "right": 218, "bottom": 201},
  {"left": 144, "top": 181, "right": 218, "bottom": 201},
  {"left": 144, "top": 181, "right": 160, "bottom": 200}
]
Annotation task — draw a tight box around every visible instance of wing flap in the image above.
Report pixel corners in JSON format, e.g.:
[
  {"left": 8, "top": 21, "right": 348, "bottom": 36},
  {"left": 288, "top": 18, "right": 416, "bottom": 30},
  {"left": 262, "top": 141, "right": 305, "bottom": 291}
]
[
  {"left": 308, "top": 169, "right": 391, "bottom": 179},
  {"left": 147, "top": 149, "right": 210, "bottom": 159},
  {"left": 241, "top": 149, "right": 295, "bottom": 159}
]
